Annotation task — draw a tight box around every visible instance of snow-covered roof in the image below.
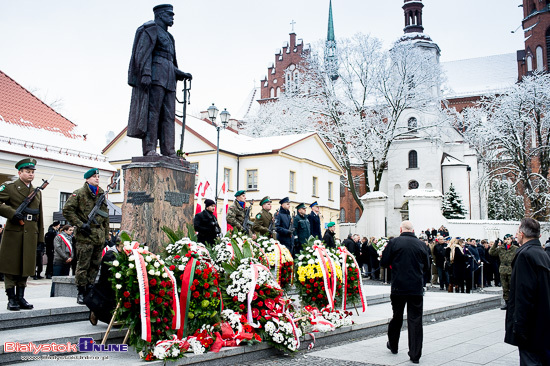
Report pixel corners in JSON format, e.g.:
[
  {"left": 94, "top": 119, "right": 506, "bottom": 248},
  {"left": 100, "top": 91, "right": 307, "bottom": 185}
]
[
  {"left": 442, "top": 53, "right": 517, "bottom": 98},
  {"left": 404, "top": 189, "right": 443, "bottom": 198},
  {"left": 185, "top": 114, "right": 315, "bottom": 155},
  {"left": 360, "top": 191, "right": 388, "bottom": 200},
  {"left": 0, "top": 70, "right": 114, "bottom": 170},
  {"left": 441, "top": 153, "right": 467, "bottom": 167}
]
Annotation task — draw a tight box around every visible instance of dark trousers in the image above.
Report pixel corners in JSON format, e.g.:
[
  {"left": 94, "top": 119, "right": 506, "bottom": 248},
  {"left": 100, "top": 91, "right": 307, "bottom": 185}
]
[
  {"left": 437, "top": 266, "right": 448, "bottom": 289},
  {"left": 388, "top": 294, "right": 423, "bottom": 362},
  {"left": 142, "top": 85, "right": 176, "bottom": 156},
  {"left": 45, "top": 247, "right": 54, "bottom": 276},
  {"left": 35, "top": 250, "right": 44, "bottom": 277},
  {"left": 519, "top": 347, "right": 549, "bottom": 366}
]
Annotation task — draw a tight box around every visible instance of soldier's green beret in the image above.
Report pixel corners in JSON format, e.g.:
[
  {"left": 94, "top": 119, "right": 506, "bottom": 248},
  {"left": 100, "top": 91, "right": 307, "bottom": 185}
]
[
  {"left": 260, "top": 196, "right": 271, "bottom": 205},
  {"left": 15, "top": 158, "right": 37, "bottom": 170},
  {"left": 310, "top": 201, "right": 318, "bottom": 208},
  {"left": 296, "top": 203, "right": 306, "bottom": 210},
  {"left": 327, "top": 221, "right": 336, "bottom": 228},
  {"left": 84, "top": 168, "right": 100, "bottom": 179},
  {"left": 234, "top": 190, "right": 246, "bottom": 197}
]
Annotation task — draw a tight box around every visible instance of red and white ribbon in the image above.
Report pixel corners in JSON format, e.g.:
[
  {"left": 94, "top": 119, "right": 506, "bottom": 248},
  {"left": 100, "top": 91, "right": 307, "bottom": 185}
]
[
  {"left": 312, "top": 245, "right": 336, "bottom": 310},
  {"left": 337, "top": 246, "right": 366, "bottom": 312},
  {"left": 132, "top": 249, "right": 152, "bottom": 342},
  {"left": 284, "top": 312, "right": 301, "bottom": 349},
  {"left": 155, "top": 334, "right": 189, "bottom": 353},
  {"left": 57, "top": 234, "right": 72, "bottom": 256},
  {"left": 163, "top": 265, "right": 181, "bottom": 330},
  {"left": 247, "top": 263, "right": 270, "bottom": 328}
]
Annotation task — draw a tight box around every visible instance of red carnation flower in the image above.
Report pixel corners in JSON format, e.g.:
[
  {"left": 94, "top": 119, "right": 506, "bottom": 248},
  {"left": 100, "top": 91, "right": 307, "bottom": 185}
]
[
  {"left": 124, "top": 302, "right": 131, "bottom": 309},
  {"left": 255, "top": 284, "right": 260, "bottom": 290},
  {"left": 203, "top": 283, "right": 210, "bottom": 289},
  {"left": 309, "top": 279, "right": 314, "bottom": 283},
  {"left": 191, "top": 285, "right": 196, "bottom": 291},
  {"left": 265, "top": 289, "right": 270, "bottom": 295},
  {"left": 134, "top": 298, "right": 140, "bottom": 304},
  {"left": 123, "top": 291, "right": 130, "bottom": 298},
  {"left": 261, "top": 309, "right": 266, "bottom": 316},
  {"left": 163, "top": 317, "right": 168, "bottom": 323},
  {"left": 233, "top": 296, "right": 238, "bottom": 302},
  {"left": 306, "top": 284, "right": 311, "bottom": 289},
  {"left": 195, "top": 269, "right": 201, "bottom": 275},
  {"left": 174, "top": 255, "right": 181, "bottom": 259},
  {"left": 159, "top": 290, "right": 166, "bottom": 297},
  {"left": 213, "top": 279, "right": 218, "bottom": 286},
  {"left": 152, "top": 310, "right": 159, "bottom": 317},
  {"left": 259, "top": 290, "right": 264, "bottom": 296},
  {"left": 306, "top": 290, "right": 311, "bottom": 294},
  {"left": 193, "top": 279, "right": 199, "bottom": 285},
  {"left": 314, "top": 282, "right": 318, "bottom": 287},
  {"left": 239, "top": 304, "right": 245, "bottom": 310},
  {"left": 149, "top": 294, "right": 155, "bottom": 301},
  {"left": 196, "top": 261, "right": 201, "bottom": 266},
  {"left": 162, "top": 281, "right": 168, "bottom": 288},
  {"left": 253, "top": 292, "right": 258, "bottom": 301},
  {"left": 254, "top": 334, "right": 262, "bottom": 342},
  {"left": 193, "top": 291, "right": 200, "bottom": 298},
  {"left": 156, "top": 329, "right": 162, "bottom": 335},
  {"left": 204, "top": 292, "right": 211, "bottom": 298},
  {"left": 156, "top": 297, "right": 162, "bottom": 304},
  {"left": 165, "top": 325, "right": 170, "bottom": 330},
  {"left": 164, "top": 302, "right": 169, "bottom": 307},
  {"left": 169, "top": 265, "right": 175, "bottom": 271},
  {"left": 156, "top": 318, "right": 161, "bottom": 323},
  {"left": 202, "top": 274, "right": 208, "bottom": 280},
  {"left": 180, "top": 274, "right": 184, "bottom": 280},
  {"left": 150, "top": 279, "right": 157, "bottom": 286},
  {"left": 258, "top": 301, "right": 264, "bottom": 307},
  {"left": 317, "top": 294, "right": 323, "bottom": 299}
]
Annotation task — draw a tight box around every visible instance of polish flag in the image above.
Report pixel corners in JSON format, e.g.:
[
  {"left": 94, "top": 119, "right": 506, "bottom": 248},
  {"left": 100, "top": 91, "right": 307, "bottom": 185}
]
[
  {"left": 194, "top": 181, "right": 203, "bottom": 214},
  {"left": 219, "top": 180, "right": 229, "bottom": 235}
]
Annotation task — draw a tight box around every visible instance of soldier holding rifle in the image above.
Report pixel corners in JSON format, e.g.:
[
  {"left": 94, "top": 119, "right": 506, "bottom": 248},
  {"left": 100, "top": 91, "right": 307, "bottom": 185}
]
[
  {"left": 253, "top": 196, "right": 275, "bottom": 238},
  {"left": 63, "top": 169, "right": 110, "bottom": 304},
  {"left": 0, "top": 158, "right": 46, "bottom": 311}
]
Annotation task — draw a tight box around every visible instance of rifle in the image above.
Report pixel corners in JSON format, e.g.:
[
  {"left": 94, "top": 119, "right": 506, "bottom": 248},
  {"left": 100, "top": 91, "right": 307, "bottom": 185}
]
[
  {"left": 14, "top": 175, "right": 54, "bottom": 226},
  {"left": 290, "top": 209, "right": 297, "bottom": 243},
  {"left": 268, "top": 209, "right": 279, "bottom": 237},
  {"left": 242, "top": 199, "right": 254, "bottom": 233},
  {"left": 84, "top": 177, "right": 119, "bottom": 227},
  {"left": 176, "top": 78, "right": 191, "bottom": 156}
]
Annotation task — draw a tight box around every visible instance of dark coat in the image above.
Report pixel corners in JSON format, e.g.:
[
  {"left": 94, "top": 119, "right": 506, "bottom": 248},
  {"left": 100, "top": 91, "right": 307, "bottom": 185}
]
[
  {"left": 0, "top": 178, "right": 45, "bottom": 276},
  {"left": 505, "top": 239, "right": 550, "bottom": 352},
  {"left": 293, "top": 213, "right": 311, "bottom": 246},
  {"left": 275, "top": 208, "right": 293, "bottom": 247},
  {"left": 323, "top": 230, "right": 336, "bottom": 248},
  {"left": 85, "top": 249, "right": 118, "bottom": 324},
  {"left": 380, "top": 232, "right": 429, "bottom": 296},
  {"left": 307, "top": 211, "right": 321, "bottom": 239},
  {"left": 434, "top": 243, "right": 447, "bottom": 268},
  {"left": 193, "top": 209, "right": 220, "bottom": 245},
  {"left": 343, "top": 238, "right": 355, "bottom": 254}
]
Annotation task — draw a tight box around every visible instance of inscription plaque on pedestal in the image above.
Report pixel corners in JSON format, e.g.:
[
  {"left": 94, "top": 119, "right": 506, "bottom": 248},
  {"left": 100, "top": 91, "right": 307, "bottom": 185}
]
[{"left": 121, "top": 156, "right": 195, "bottom": 253}]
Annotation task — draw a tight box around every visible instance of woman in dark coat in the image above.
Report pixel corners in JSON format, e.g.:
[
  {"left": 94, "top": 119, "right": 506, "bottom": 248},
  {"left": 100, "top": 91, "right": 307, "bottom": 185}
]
[{"left": 450, "top": 238, "right": 466, "bottom": 293}]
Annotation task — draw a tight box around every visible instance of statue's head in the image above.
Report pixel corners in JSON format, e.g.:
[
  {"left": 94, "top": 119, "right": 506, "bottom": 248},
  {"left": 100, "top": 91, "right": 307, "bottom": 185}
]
[{"left": 153, "top": 4, "right": 174, "bottom": 26}]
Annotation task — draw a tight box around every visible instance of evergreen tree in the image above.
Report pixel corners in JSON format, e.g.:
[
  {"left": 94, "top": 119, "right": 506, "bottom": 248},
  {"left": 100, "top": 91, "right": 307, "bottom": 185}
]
[
  {"left": 441, "top": 183, "right": 467, "bottom": 219},
  {"left": 487, "top": 180, "right": 525, "bottom": 220}
]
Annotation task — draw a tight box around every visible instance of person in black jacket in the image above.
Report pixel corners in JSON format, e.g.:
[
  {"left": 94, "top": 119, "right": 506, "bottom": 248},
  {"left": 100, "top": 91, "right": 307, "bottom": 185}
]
[
  {"left": 275, "top": 197, "right": 293, "bottom": 253},
  {"left": 505, "top": 218, "right": 550, "bottom": 365},
  {"left": 193, "top": 199, "right": 221, "bottom": 246},
  {"left": 343, "top": 234, "right": 355, "bottom": 254},
  {"left": 322, "top": 221, "right": 336, "bottom": 248},
  {"left": 44, "top": 221, "right": 60, "bottom": 279},
  {"left": 433, "top": 238, "right": 448, "bottom": 290},
  {"left": 381, "top": 221, "right": 429, "bottom": 364},
  {"left": 307, "top": 202, "right": 322, "bottom": 239}
]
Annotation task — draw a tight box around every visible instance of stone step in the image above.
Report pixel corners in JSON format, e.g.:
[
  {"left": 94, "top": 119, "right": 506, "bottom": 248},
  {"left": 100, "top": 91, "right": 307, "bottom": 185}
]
[{"left": 0, "top": 296, "right": 88, "bottom": 331}]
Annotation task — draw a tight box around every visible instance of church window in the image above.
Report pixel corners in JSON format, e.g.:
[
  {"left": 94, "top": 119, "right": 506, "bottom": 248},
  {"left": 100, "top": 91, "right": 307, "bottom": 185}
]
[
  {"left": 276, "top": 87, "right": 280, "bottom": 98},
  {"left": 425, "top": 183, "right": 433, "bottom": 189},
  {"left": 536, "top": 46, "right": 544, "bottom": 71},
  {"left": 408, "top": 150, "right": 418, "bottom": 169},
  {"left": 340, "top": 208, "right": 346, "bottom": 222},
  {"left": 408, "top": 117, "right": 417, "bottom": 132},
  {"left": 355, "top": 208, "right": 361, "bottom": 223},
  {"left": 408, "top": 180, "right": 419, "bottom": 190},
  {"left": 527, "top": 55, "right": 533, "bottom": 72},
  {"left": 270, "top": 88, "right": 274, "bottom": 98}
]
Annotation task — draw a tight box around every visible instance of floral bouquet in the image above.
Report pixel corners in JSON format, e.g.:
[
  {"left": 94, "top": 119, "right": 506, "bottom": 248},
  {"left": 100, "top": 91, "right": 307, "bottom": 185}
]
[
  {"left": 255, "top": 236, "right": 294, "bottom": 291},
  {"left": 219, "top": 309, "right": 261, "bottom": 345},
  {"left": 371, "top": 237, "right": 389, "bottom": 260},
  {"left": 295, "top": 239, "right": 343, "bottom": 309},
  {"left": 110, "top": 241, "right": 180, "bottom": 358},
  {"left": 211, "top": 233, "right": 269, "bottom": 275},
  {"left": 335, "top": 246, "right": 366, "bottom": 312}
]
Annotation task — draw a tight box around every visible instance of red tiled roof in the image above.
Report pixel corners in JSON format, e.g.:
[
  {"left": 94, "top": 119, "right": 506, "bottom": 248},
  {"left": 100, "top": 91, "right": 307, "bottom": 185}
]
[{"left": 0, "top": 70, "right": 82, "bottom": 139}]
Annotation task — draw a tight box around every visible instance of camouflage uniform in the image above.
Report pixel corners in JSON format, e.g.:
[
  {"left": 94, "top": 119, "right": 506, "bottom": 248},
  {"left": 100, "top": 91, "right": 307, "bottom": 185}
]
[
  {"left": 227, "top": 200, "right": 246, "bottom": 233},
  {"left": 489, "top": 242, "right": 518, "bottom": 301},
  {"left": 62, "top": 183, "right": 109, "bottom": 287},
  {"left": 253, "top": 208, "right": 273, "bottom": 237}
]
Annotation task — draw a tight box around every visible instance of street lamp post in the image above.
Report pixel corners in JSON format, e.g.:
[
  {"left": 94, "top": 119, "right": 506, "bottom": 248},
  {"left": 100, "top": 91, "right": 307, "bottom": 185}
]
[{"left": 207, "top": 103, "right": 230, "bottom": 203}]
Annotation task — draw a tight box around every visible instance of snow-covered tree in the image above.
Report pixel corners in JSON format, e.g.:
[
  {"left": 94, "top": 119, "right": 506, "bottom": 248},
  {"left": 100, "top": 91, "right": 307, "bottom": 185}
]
[
  {"left": 442, "top": 183, "right": 467, "bottom": 219},
  {"left": 241, "top": 34, "right": 449, "bottom": 209},
  {"left": 461, "top": 72, "right": 550, "bottom": 220},
  {"left": 487, "top": 180, "right": 525, "bottom": 220}
]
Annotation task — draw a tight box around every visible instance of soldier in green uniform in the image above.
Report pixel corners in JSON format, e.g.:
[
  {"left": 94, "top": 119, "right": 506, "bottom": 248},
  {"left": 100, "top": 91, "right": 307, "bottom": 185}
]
[
  {"left": 63, "top": 168, "right": 110, "bottom": 304},
  {"left": 227, "top": 190, "right": 247, "bottom": 233},
  {"left": 253, "top": 196, "right": 274, "bottom": 237},
  {"left": 0, "top": 158, "right": 44, "bottom": 311},
  {"left": 489, "top": 234, "right": 518, "bottom": 310}
]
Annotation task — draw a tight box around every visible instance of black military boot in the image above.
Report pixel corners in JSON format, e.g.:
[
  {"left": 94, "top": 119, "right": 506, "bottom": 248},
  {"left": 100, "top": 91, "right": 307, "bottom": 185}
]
[
  {"left": 6, "top": 288, "right": 20, "bottom": 311},
  {"left": 16, "top": 287, "right": 33, "bottom": 309},
  {"left": 77, "top": 286, "right": 86, "bottom": 305}
]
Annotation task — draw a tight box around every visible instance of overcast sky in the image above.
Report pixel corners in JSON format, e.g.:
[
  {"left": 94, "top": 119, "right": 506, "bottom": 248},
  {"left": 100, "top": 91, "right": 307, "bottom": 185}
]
[{"left": 0, "top": 0, "right": 525, "bottom": 151}]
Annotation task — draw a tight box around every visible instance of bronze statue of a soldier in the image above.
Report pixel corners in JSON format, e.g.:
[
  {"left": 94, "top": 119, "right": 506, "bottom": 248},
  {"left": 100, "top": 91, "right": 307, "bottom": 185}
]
[{"left": 127, "top": 4, "right": 192, "bottom": 157}]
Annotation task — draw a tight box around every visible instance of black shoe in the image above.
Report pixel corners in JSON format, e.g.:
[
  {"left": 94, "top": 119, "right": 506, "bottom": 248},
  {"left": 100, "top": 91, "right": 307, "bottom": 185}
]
[
  {"left": 46, "top": 275, "right": 52, "bottom": 279},
  {"left": 32, "top": 276, "right": 38, "bottom": 280},
  {"left": 500, "top": 303, "right": 507, "bottom": 310},
  {"left": 77, "top": 286, "right": 86, "bottom": 305},
  {"left": 6, "top": 288, "right": 20, "bottom": 311},
  {"left": 410, "top": 359, "right": 419, "bottom": 364},
  {"left": 16, "top": 287, "right": 33, "bottom": 309},
  {"left": 387, "top": 341, "right": 397, "bottom": 354}
]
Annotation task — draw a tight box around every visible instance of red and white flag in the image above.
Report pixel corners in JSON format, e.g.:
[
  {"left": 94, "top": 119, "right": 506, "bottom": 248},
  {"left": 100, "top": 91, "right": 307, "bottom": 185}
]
[
  {"left": 219, "top": 180, "right": 229, "bottom": 235},
  {"left": 194, "top": 180, "right": 211, "bottom": 214}
]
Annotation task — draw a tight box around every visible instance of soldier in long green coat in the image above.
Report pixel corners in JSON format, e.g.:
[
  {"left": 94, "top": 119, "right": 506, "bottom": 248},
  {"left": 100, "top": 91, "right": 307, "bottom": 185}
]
[
  {"left": 253, "top": 196, "right": 274, "bottom": 237},
  {"left": 0, "top": 158, "right": 45, "bottom": 311},
  {"left": 227, "top": 190, "right": 247, "bottom": 233},
  {"left": 63, "top": 168, "right": 110, "bottom": 304},
  {"left": 489, "top": 234, "right": 518, "bottom": 310}
]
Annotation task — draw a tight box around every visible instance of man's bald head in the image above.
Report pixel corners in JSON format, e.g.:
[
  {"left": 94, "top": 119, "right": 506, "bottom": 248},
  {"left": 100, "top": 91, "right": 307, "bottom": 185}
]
[{"left": 400, "top": 221, "right": 414, "bottom": 233}]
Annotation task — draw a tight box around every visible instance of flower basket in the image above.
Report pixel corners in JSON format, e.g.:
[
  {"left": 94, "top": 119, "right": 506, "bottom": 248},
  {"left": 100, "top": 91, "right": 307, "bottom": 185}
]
[
  {"left": 256, "top": 236, "right": 294, "bottom": 291},
  {"left": 335, "top": 246, "right": 366, "bottom": 312}
]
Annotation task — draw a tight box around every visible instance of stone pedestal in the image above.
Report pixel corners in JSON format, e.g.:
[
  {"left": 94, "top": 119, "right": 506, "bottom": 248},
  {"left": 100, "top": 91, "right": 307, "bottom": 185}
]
[
  {"left": 405, "top": 189, "right": 448, "bottom": 233},
  {"left": 357, "top": 192, "right": 388, "bottom": 238},
  {"left": 121, "top": 156, "right": 195, "bottom": 253}
]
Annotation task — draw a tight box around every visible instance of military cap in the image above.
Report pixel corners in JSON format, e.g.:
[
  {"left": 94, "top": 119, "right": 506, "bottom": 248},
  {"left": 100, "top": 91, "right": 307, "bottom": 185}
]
[
  {"left": 279, "top": 197, "right": 289, "bottom": 204},
  {"left": 260, "top": 196, "right": 271, "bottom": 206},
  {"left": 15, "top": 158, "right": 37, "bottom": 171},
  {"left": 153, "top": 4, "right": 174, "bottom": 14},
  {"left": 84, "top": 168, "right": 100, "bottom": 179},
  {"left": 327, "top": 221, "right": 335, "bottom": 228},
  {"left": 503, "top": 234, "right": 513, "bottom": 239},
  {"left": 296, "top": 203, "right": 306, "bottom": 210},
  {"left": 310, "top": 201, "right": 318, "bottom": 208},
  {"left": 234, "top": 189, "right": 246, "bottom": 197}
]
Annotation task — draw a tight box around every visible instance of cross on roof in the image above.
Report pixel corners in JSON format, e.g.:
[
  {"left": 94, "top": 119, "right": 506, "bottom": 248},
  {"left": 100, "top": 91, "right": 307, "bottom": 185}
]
[{"left": 290, "top": 19, "right": 296, "bottom": 33}]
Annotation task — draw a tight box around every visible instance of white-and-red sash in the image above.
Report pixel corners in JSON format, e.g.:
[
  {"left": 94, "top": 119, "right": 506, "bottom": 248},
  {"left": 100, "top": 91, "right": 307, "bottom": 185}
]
[
  {"left": 57, "top": 234, "right": 72, "bottom": 256},
  {"left": 312, "top": 245, "right": 336, "bottom": 310},
  {"left": 247, "top": 263, "right": 271, "bottom": 328},
  {"left": 337, "top": 246, "right": 366, "bottom": 312},
  {"left": 132, "top": 249, "right": 152, "bottom": 342}
]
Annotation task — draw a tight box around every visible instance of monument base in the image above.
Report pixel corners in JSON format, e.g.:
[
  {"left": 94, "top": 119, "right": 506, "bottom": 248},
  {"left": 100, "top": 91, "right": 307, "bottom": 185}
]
[{"left": 121, "top": 156, "right": 195, "bottom": 253}]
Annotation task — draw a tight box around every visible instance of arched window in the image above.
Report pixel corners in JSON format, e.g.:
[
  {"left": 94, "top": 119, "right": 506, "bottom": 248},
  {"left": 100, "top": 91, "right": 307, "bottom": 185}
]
[
  {"left": 408, "top": 117, "right": 417, "bottom": 132},
  {"left": 355, "top": 208, "right": 361, "bottom": 223},
  {"left": 408, "top": 150, "right": 418, "bottom": 169},
  {"left": 340, "top": 208, "right": 346, "bottom": 222},
  {"left": 425, "top": 182, "right": 433, "bottom": 189},
  {"left": 276, "top": 87, "right": 280, "bottom": 98},
  {"left": 536, "top": 46, "right": 544, "bottom": 71},
  {"left": 270, "top": 87, "right": 274, "bottom": 98},
  {"left": 527, "top": 55, "right": 533, "bottom": 72}
]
